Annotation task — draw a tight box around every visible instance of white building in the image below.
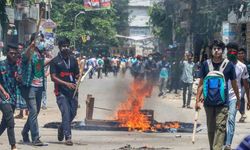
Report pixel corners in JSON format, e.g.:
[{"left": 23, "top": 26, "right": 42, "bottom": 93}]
[{"left": 127, "top": 0, "right": 156, "bottom": 56}]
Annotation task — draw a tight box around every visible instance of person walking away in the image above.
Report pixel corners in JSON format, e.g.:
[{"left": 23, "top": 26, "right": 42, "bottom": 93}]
[
  {"left": 195, "top": 40, "right": 240, "bottom": 150},
  {"left": 181, "top": 51, "right": 195, "bottom": 109},
  {"left": 103, "top": 56, "right": 110, "bottom": 77},
  {"left": 96, "top": 56, "right": 104, "bottom": 79},
  {"left": 87, "top": 57, "right": 94, "bottom": 79},
  {"left": 158, "top": 56, "right": 169, "bottom": 96},
  {"left": 0, "top": 43, "right": 19, "bottom": 150},
  {"left": 112, "top": 56, "right": 119, "bottom": 77},
  {"left": 50, "top": 37, "right": 80, "bottom": 146},
  {"left": 120, "top": 56, "right": 128, "bottom": 77},
  {"left": 224, "top": 43, "right": 250, "bottom": 150},
  {"left": 237, "top": 48, "right": 250, "bottom": 122}
]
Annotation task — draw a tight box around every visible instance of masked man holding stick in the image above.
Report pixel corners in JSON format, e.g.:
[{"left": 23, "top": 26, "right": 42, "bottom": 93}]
[{"left": 50, "top": 37, "right": 80, "bottom": 146}]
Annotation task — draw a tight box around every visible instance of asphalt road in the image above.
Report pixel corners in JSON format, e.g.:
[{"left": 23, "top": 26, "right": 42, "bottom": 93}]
[{"left": 0, "top": 71, "right": 250, "bottom": 150}]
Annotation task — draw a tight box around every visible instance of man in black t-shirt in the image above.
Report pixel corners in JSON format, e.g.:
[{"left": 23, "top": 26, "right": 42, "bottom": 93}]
[
  {"left": 195, "top": 40, "right": 240, "bottom": 150},
  {"left": 50, "top": 37, "right": 80, "bottom": 146}
]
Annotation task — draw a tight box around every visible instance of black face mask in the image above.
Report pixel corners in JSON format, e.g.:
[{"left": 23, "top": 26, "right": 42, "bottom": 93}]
[{"left": 60, "top": 48, "right": 70, "bottom": 56}]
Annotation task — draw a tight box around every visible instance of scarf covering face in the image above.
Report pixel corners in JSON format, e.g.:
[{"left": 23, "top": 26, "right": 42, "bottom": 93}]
[{"left": 227, "top": 51, "right": 237, "bottom": 62}]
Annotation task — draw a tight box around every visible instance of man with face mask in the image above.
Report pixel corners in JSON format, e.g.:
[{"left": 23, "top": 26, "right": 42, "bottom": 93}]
[
  {"left": 50, "top": 37, "right": 80, "bottom": 146},
  {"left": 224, "top": 43, "right": 250, "bottom": 150},
  {"left": 195, "top": 40, "right": 240, "bottom": 150},
  {"left": 19, "top": 33, "right": 47, "bottom": 146}
]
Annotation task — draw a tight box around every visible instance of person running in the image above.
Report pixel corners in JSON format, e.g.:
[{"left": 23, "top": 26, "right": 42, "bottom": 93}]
[
  {"left": 96, "top": 56, "right": 104, "bottom": 79},
  {"left": 195, "top": 40, "right": 239, "bottom": 150},
  {"left": 224, "top": 43, "right": 250, "bottom": 150},
  {"left": 0, "top": 43, "right": 19, "bottom": 150},
  {"left": 50, "top": 37, "right": 80, "bottom": 146}
]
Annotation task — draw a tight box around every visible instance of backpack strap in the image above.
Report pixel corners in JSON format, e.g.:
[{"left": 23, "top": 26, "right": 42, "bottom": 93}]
[
  {"left": 219, "top": 59, "right": 229, "bottom": 73},
  {"left": 207, "top": 59, "right": 214, "bottom": 72}
]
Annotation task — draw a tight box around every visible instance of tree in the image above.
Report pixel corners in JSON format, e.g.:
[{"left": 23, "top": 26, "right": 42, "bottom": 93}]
[
  {"left": 149, "top": 0, "right": 240, "bottom": 53},
  {"left": 51, "top": 0, "right": 129, "bottom": 54}
]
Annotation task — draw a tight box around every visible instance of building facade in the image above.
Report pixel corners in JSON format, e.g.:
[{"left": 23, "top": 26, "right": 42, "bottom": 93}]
[{"left": 127, "top": 0, "right": 156, "bottom": 56}]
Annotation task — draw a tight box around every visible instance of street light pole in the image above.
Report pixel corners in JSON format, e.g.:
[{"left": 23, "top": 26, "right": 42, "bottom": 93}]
[{"left": 74, "top": 11, "right": 85, "bottom": 50}]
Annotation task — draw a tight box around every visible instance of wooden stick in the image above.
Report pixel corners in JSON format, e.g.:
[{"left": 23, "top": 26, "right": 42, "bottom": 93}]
[
  {"left": 192, "top": 110, "right": 199, "bottom": 144},
  {"left": 73, "top": 66, "right": 93, "bottom": 98},
  {"left": 24, "top": 7, "right": 45, "bottom": 58}
]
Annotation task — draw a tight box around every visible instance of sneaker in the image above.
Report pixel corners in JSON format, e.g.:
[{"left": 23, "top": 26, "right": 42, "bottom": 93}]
[
  {"left": 57, "top": 126, "right": 64, "bottom": 142},
  {"left": 182, "top": 105, "right": 186, "bottom": 108},
  {"left": 239, "top": 115, "right": 247, "bottom": 123},
  {"left": 14, "top": 114, "right": 23, "bottom": 119},
  {"left": 65, "top": 139, "right": 73, "bottom": 146},
  {"left": 187, "top": 106, "right": 193, "bottom": 109},
  {"left": 33, "top": 138, "right": 44, "bottom": 146},
  {"left": 21, "top": 131, "right": 30, "bottom": 143},
  {"left": 224, "top": 145, "right": 232, "bottom": 150},
  {"left": 42, "top": 106, "right": 47, "bottom": 110}
]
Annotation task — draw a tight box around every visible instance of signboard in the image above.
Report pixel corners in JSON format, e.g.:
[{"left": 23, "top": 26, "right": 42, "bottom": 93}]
[
  {"left": 41, "top": 19, "right": 57, "bottom": 51},
  {"left": 83, "top": 0, "right": 111, "bottom": 11}
]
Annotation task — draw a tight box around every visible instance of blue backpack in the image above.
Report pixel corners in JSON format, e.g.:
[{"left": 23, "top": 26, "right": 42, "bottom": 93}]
[{"left": 203, "top": 59, "right": 229, "bottom": 106}]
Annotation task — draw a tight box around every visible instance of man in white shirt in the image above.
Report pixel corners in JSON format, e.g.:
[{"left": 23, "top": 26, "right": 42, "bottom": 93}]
[{"left": 225, "top": 43, "right": 250, "bottom": 150}]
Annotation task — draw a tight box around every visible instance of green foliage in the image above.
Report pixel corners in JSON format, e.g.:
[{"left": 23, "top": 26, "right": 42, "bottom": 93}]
[
  {"left": 149, "top": 0, "right": 240, "bottom": 47},
  {"left": 51, "top": 0, "right": 129, "bottom": 51}
]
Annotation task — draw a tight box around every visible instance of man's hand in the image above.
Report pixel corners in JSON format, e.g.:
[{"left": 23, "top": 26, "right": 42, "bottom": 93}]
[
  {"left": 3, "top": 91, "right": 10, "bottom": 100},
  {"left": 236, "top": 100, "right": 241, "bottom": 110},
  {"left": 65, "top": 82, "right": 76, "bottom": 90},
  {"left": 30, "top": 41, "right": 36, "bottom": 49},
  {"left": 195, "top": 102, "right": 201, "bottom": 111},
  {"left": 247, "top": 101, "right": 250, "bottom": 110},
  {"left": 16, "top": 74, "right": 22, "bottom": 82}
]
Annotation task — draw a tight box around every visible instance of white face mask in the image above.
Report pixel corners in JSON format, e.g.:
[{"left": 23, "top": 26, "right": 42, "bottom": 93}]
[{"left": 149, "top": 57, "right": 153, "bottom": 60}]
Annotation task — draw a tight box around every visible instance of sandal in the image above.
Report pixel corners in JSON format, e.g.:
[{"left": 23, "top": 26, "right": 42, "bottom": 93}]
[
  {"left": 14, "top": 114, "right": 23, "bottom": 119},
  {"left": 239, "top": 116, "right": 247, "bottom": 123}
]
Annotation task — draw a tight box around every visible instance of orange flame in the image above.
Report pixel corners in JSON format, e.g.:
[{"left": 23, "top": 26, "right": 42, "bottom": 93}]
[
  {"left": 116, "top": 80, "right": 180, "bottom": 132},
  {"left": 116, "top": 80, "right": 150, "bottom": 131}
]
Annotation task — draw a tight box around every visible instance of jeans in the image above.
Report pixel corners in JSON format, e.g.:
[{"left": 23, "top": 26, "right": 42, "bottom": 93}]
[
  {"left": 182, "top": 82, "right": 193, "bottom": 106},
  {"left": 159, "top": 78, "right": 168, "bottom": 93},
  {"left": 0, "top": 103, "right": 16, "bottom": 145},
  {"left": 239, "top": 88, "right": 245, "bottom": 114},
  {"left": 56, "top": 93, "right": 78, "bottom": 139},
  {"left": 225, "top": 99, "right": 237, "bottom": 146},
  {"left": 205, "top": 106, "right": 228, "bottom": 150},
  {"left": 97, "top": 67, "right": 103, "bottom": 79},
  {"left": 21, "top": 86, "right": 43, "bottom": 142},
  {"left": 41, "top": 78, "right": 47, "bottom": 108}
]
